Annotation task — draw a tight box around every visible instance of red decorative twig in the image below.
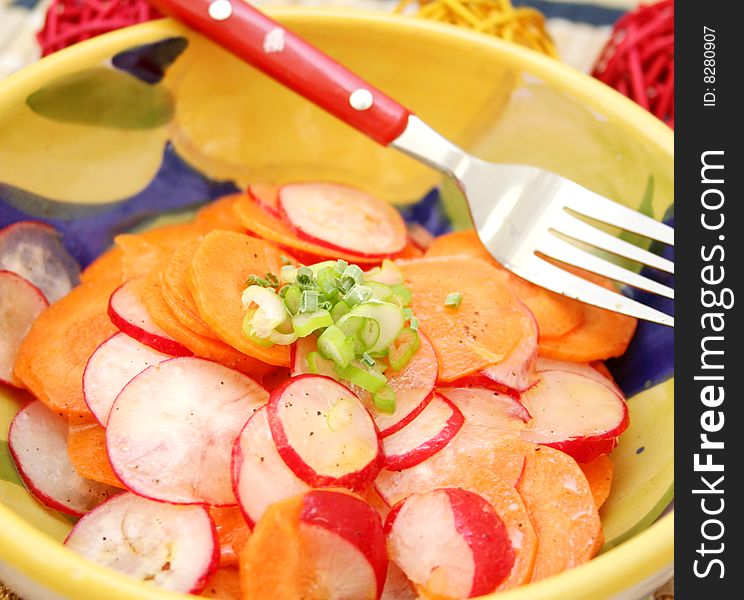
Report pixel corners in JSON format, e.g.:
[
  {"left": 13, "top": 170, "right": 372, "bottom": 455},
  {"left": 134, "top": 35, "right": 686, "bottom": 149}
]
[
  {"left": 592, "top": 0, "right": 674, "bottom": 127},
  {"left": 37, "top": 1, "right": 163, "bottom": 57}
]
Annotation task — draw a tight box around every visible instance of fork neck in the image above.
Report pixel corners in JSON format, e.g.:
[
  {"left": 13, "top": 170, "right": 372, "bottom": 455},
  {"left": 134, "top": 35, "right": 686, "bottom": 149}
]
[{"left": 390, "top": 116, "right": 470, "bottom": 180}]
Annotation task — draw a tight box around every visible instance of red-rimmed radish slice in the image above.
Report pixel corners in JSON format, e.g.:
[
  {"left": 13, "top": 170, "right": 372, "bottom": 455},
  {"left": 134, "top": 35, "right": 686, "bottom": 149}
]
[
  {"left": 480, "top": 307, "right": 539, "bottom": 393},
  {"left": 536, "top": 357, "right": 622, "bottom": 394},
  {"left": 231, "top": 406, "right": 310, "bottom": 527},
  {"left": 0, "top": 271, "right": 48, "bottom": 386},
  {"left": 65, "top": 492, "right": 218, "bottom": 593},
  {"left": 248, "top": 183, "right": 281, "bottom": 218},
  {"left": 440, "top": 387, "right": 531, "bottom": 434},
  {"left": 267, "top": 375, "right": 382, "bottom": 491},
  {"left": 300, "top": 489, "right": 388, "bottom": 600},
  {"left": 278, "top": 183, "right": 407, "bottom": 257},
  {"left": 0, "top": 221, "right": 80, "bottom": 303},
  {"left": 519, "top": 370, "right": 629, "bottom": 463},
  {"left": 83, "top": 332, "right": 169, "bottom": 426},
  {"left": 107, "top": 357, "right": 268, "bottom": 505},
  {"left": 383, "top": 394, "right": 463, "bottom": 471},
  {"left": 108, "top": 278, "right": 192, "bottom": 357},
  {"left": 8, "top": 400, "right": 118, "bottom": 516},
  {"left": 366, "top": 332, "right": 438, "bottom": 437},
  {"left": 385, "top": 488, "right": 515, "bottom": 599}
]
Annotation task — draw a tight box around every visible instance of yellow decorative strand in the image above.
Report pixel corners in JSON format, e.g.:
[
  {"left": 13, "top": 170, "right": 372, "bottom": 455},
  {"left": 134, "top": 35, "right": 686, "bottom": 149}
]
[{"left": 396, "top": 0, "right": 558, "bottom": 58}]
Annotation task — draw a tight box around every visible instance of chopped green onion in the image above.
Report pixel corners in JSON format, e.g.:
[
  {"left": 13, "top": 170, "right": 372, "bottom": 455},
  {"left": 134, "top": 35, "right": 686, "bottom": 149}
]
[
  {"left": 365, "top": 260, "right": 404, "bottom": 286},
  {"left": 335, "top": 361, "right": 387, "bottom": 393},
  {"left": 372, "top": 385, "right": 397, "bottom": 414},
  {"left": 296, "top": 266, "right": 314, "bottom": 286},
  {"left": 280, "top": 254, "right": 294, "bottom": 265},
  {"left": 300, "top": 289, "right": 319, "bottom": 313},
  {"left": 402, "top": 308, "right": 414, "bottom": 319},
  {"left": 269, "top": 330, "right": 298, "bottom": 345},
  {"left": 241, "top": 285, "right": 288, "bottom": 337},
  {"left": 444, "top": 292, "right": 463, "bottom": 308},
  {"left": 366, "top": 281, "right": 394, "bottom": 301},
  {"left": 388, "top": 328, "right": 421, "bottom": 371},
  {"left": 266, "top": 272, "right": 279, "bottom": 286},
  {"left": 344, "top": 283, "right": 373, "bottom": 306},
  {"left": 283, "top": 285, "right": 302, "bottom": 315},
  {"left": 292, "top": 309, "right": 333, "bottom": 337},
  {"left": 245, "top": 274, "right": 273, "bottom": 288},
  {"left": 391, "top": 284, "right": 412, "bottom": 307},
  {"left": 330, "top": 300, "right": 351, "bottom": 322},
  {"left": 335, "top": 259, "right": 349, "bottom": 274},
  {"left": 337, "top": 301, "right": 405, "bottom": 354},
  {"left": 358, "top": 318, "right": 380, "bottom": 349},
  {"left": 408, "top": 317, "right": 419, "bottom": 331},
  {"left": 316, "top": 266, "right": 340, "bottom": 295},
  {"left": 306, "top": 351, "right": 339, "bottom": 379},
  {"left": 242, "top": 311, "right": 274, "bottom": 347},
  {"left": 280, "top": 265, "right": 297, "bottom": 283},
  {"left": 337, "top": 315, "right": 364, "bottom": 337},
  {"left": 317, "top": 325, "right": 355, "bottom": 368},
  {"left": 342, "top": 264, "right": 364, "bottom": 284},
  {"left": 361, "top": 352, "right": 375, "bottom": 368}
]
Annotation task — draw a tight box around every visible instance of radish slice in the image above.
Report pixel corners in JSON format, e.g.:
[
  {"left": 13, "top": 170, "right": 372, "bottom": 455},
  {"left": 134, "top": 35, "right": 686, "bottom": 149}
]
[
  {"left": 278, "top": 183, "right": 407, "bottom": 257},
  {"left": 300, "top": 490, "right": 388, "bottom": 600},
  {"left": 0, "top": 221, "right": 80, "bottom": 303},
  {"left": 440, "top": 387, "right": 531, "bottom": 434},
  {"left": 0, "top": 271, "right": 48, "bottom": 386},
  {"left": 248, "top": 183, "right": 281, "bottom": 218},
  {"left": 383, "top": 394, "right": 463, "bottom": 471},
  {"left": 65, "top": 492, "right": 218, "bottom": 593},
  {"left": 382, "top": 562, "right": 417, "bottom": 600},
  {"left": 232, "top": 406, "right": 310, "bottom": 527},
  {"left": 83, "top": 332, "right": 169, "bottom": 426},
  {"left": 519, "top": 370, "right": 629, "bottom": 463},
  {"left": 364, "top": 332, "right": 438, "bottom": 437},
  {"left": 385, "top": 488, "right": 515, "bottom": 598},
  {"left": 108, "top": 278, "right": 192, "bottom": 357},
  {"left": 8, "top": 400, "right": 118, "bottom": 516},
  {"left": 107, "top": 357, "right": 268, "bottom": 505},
  {"left": 267, "top": 375, "right": 382, "bottom": 490},
  {"left": 536, "top": 357, "right": 622, "bottom": 394},
  {"left": 480, "top": 307, "right": 539, "bottom": 393}
]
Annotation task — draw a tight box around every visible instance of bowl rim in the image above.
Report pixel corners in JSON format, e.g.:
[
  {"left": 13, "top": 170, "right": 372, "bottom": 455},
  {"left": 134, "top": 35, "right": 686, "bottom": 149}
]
[{"left": 0, "top": 8, "right": 673, "bottom": 600}]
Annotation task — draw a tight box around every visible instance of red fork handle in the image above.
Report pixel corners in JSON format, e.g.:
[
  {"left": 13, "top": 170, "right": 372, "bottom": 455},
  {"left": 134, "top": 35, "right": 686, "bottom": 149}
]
[{"left": 151, "top": 0, "right": 412, "bottom": 146}]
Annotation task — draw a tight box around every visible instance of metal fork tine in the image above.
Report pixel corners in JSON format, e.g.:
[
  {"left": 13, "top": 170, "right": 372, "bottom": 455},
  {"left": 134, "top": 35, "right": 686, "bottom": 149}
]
[
  {"left": 564, "top": 182, "right": 674, "bottom": 246},
  {"left": 537, "top": 235, "right": 674, "bottom": 299},
  {"left": 509, "top": 254, "right": 674, "bottom": 326},
  {"left": 553, "top": 212, "right": 674, "bottom": 274}
]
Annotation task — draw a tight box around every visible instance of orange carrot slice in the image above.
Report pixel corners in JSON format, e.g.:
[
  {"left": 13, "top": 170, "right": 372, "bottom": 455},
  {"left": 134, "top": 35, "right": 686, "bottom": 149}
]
[
  {"left": 239, "top": 495, "right": 315, "bottom": 600},
  {"left": 195, "top": 197, "right": 245, "bottom": 232},
  {"left": 188, "top": 231, "right": 290, "bottom": 367},
  {"left": 579, "top": 454, "right": 614, "bottom": 509},
  {"left": 162, "top": 238, "right": 219, "bottom": 339},
  {"left": 397, "top": 256, "right": 533, "bottom": 382},
  {"left": 201, "top": 567, "right": 242, "bottom": 600},
  {"left": 13, "top": 279, "right": 118, "bottom": 418},
  {"left": 425, "top": 231, "right": 584, "bottom": 339},
  {"left": 233, "top": 194, "right": 381, "bottom": 265},
  {"left": 139, "top": 270, "right": 274, "bottom": 377},
  {"left": 79, "top": 247, "right": 125, "bottom": 285},
  {"left": 209, "top": 506, "right": 251, "bottom": 567},
  {"left": 516, "top": 445, "right": 602, "bottom": 581},
  {"left": 67, "top": 418, "right": 124, "bottom": 489}
]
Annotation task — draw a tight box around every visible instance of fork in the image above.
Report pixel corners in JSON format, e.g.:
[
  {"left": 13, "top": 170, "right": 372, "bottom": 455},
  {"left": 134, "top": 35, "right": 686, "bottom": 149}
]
[{"left": 154, "top": 0, "right": 674, "bottom": 327}]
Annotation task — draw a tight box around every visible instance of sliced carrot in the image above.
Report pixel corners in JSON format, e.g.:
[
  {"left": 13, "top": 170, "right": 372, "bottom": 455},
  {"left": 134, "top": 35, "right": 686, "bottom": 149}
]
[
  {"left": 139, "top": 269, "right": 275, "bottom": 377},
  {"left": 516, "top": 445, "right": 602, "bottom": 581},
  {"left": 247, "top": 184, "right": 281, "bottom": 218},
  {"left": 579, "top": 454, "right": 614, "bottom": 510},
  {"left": 161, "top": 238, "right": 220, "bottom": 339},
  {"left": 67, "top": 418, "right": 124, "bottom": 489},
  {"left": 79, "top": 247, "right": 125, "bottom": 285},
  {"left": 201, "top": 567, "right": 242, "bottom": 600},
  {"left": 239, "top": 495, "right": 316, "bottom": 600},
  {"left": 425, "top": 230, "right": 584, "bottom": 339},
  {"left": 188, "top": 231, "right": 290, "bottom": 367},
  {"left": 397, "top": 256, "right": 533, "bottom": 382},
  {"left": 13, "top": 279, "right": 118, "bottom": 418},
  {"left": 395, "top": 239, "right": 424, "bottom": 259},
  {"left": 233, "top": 194, "right": 380, "bottom": 265},
  {"left": 194, "top": 197, "right": 245, "bottom": 232},
  {"left": 209, "top": 506, "right": 251, "bottom": 567}
]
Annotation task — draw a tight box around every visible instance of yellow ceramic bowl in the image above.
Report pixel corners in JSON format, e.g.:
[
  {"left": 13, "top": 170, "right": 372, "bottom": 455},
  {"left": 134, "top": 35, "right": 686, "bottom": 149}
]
[{"left": 0, "top": 8, "right": 673, "bottom": 600}]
